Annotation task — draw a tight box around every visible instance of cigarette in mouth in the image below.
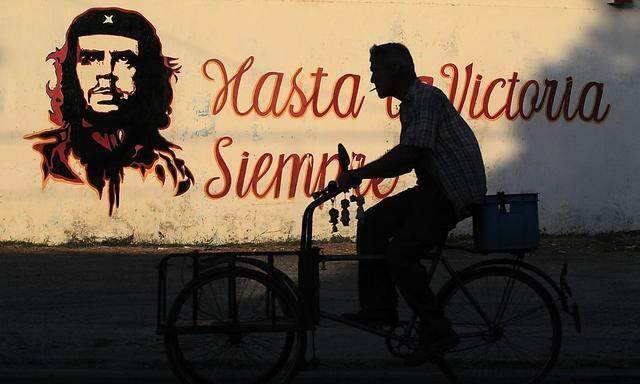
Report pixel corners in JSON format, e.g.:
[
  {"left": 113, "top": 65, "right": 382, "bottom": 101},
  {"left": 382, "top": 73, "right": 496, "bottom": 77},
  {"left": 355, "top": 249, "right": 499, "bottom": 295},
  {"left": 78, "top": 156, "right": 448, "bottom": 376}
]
[{"left": 369, "top": 87, "right": 377, "bottom": 92}]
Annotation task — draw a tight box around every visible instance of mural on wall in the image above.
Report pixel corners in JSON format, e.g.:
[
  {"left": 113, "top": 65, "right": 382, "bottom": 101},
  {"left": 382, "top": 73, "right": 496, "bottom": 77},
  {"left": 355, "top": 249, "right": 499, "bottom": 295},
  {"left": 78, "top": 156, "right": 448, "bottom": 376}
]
[
  {"left": 5, "top": 0, "right": 631, "bottom": 243},
  {"left": 25, "top": 7, "right": 194, "bottom": 215}
]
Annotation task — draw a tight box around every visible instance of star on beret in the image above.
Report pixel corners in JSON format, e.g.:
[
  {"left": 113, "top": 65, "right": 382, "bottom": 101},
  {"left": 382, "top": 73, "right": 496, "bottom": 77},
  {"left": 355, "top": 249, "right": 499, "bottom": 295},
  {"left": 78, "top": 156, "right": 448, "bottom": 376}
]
[{"left": 103, "top": 15, "right": 114, "bottom": 24}]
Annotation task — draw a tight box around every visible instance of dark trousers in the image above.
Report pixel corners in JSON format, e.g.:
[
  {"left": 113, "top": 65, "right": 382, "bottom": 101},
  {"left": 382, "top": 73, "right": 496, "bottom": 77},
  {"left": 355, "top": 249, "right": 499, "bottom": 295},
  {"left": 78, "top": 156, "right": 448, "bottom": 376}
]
[{"left": 357, "top": 185, "right": 459, "bottom": 331}]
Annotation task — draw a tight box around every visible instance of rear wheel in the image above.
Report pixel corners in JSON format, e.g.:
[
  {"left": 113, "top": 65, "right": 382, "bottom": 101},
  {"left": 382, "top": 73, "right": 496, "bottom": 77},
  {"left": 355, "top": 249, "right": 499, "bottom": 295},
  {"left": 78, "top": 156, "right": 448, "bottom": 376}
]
[
  {"left": 165, "top": 266, "right": 305, "bottom": 384},
  {"left": 438, "top": 266, "right": 561, "bottom": 384}
]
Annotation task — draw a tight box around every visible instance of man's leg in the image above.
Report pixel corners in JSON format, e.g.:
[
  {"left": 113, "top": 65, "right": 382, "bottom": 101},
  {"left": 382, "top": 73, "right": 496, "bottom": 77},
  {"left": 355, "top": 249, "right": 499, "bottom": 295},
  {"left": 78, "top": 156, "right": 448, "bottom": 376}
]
[
  {"left": 384, "top": 187, "right": 460, "bottom": 364},
  {"left": 356, "top": 208, "right": 397, "bottom": 312},
  {"left": 347, "top": 188, "right": 422, "bottom": 320},
  {"left": 386, "top": 238, "right": 449, "bottom": 331}
]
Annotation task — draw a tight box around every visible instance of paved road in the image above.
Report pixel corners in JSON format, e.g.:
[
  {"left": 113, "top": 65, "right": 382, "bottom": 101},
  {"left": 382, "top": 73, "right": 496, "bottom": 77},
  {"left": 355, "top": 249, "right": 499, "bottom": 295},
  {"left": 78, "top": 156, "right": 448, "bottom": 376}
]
[
  {"left": 1, "top": 238, "right": 639, "bottom": 382},
  {"left": 2, "top": 368, "right": 640, "bottom": 384}
]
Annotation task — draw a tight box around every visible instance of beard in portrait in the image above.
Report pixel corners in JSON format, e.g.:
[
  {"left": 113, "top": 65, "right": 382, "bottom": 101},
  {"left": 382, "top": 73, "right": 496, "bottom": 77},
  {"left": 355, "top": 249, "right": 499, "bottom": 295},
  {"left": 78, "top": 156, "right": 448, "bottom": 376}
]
[{"left": 26, "top": 7, "right": 194, "bottom": 215}]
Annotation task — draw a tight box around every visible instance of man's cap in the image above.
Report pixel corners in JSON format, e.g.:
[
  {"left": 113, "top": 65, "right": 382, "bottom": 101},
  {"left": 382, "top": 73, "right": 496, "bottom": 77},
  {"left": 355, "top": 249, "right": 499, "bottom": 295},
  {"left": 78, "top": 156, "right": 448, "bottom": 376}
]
[{"left": 67, "top": 7, "right": 158, "bottom": 48}]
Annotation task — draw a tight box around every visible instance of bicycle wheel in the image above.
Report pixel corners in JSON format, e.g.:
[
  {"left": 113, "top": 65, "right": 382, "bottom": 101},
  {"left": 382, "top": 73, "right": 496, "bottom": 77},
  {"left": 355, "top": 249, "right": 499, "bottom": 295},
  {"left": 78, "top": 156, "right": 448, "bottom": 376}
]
[
  {"left": 165, "top": 266, "right": 306, "bottom": 384},
  {"left": 437, "top": 266, "right": 561, "bottom": 384}
]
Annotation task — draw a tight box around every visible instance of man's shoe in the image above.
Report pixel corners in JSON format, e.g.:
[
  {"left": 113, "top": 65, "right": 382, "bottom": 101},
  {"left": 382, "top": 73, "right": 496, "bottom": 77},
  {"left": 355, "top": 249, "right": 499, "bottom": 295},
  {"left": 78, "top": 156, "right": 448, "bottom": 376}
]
[
  {"left": 404, "top": 330, "right": 460, "bottom": 367},
  {"left": 340, "top": 308, "right": 399, "bottom": 327}
]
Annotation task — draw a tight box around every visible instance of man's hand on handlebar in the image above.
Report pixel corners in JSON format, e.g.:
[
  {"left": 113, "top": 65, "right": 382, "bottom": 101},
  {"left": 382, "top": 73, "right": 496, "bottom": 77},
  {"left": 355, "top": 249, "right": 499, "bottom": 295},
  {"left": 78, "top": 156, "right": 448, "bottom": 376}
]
[
  {"left": 337, "top": 170, "right": 362, "bottom": 192},
  {"left": 310, "top": 144, "right": 361, "bottom": 200}
]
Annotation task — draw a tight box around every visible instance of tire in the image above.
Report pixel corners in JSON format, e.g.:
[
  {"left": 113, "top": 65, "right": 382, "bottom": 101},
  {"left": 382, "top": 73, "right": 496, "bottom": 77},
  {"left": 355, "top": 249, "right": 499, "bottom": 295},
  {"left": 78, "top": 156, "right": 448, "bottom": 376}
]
[
  {"left": 437, "top": 266, "right": 562, "bottom": 384},
  {"left": 165, "top": 266, "right": 305, "bottom": 384}
]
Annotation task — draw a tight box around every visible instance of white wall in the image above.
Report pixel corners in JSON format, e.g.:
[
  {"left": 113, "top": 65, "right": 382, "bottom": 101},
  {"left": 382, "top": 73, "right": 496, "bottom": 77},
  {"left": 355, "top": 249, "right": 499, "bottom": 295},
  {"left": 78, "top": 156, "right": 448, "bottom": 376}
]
[{"left": 1, "top": 0, "right": 638, "bottom": 244}]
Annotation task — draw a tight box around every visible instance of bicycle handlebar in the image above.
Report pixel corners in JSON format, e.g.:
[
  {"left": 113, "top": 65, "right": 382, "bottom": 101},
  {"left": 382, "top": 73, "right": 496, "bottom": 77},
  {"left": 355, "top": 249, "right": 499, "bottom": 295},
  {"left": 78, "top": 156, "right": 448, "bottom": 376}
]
[
  {"left": 309, "top": 143, "right": 351, "bottom": 200},
  {"left": 300, "top": 143, "right": 352, "bottom": 250}
]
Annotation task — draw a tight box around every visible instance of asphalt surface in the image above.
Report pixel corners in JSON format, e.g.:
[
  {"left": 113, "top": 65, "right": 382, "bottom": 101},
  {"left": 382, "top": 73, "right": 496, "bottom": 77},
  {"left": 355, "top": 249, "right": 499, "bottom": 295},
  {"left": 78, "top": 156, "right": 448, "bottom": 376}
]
[
  {"left": 2, "top": 368, "right": 640, "bottom": 384},
  {"left": 1, "top": 237, "right": 639, "bottom": 383}
]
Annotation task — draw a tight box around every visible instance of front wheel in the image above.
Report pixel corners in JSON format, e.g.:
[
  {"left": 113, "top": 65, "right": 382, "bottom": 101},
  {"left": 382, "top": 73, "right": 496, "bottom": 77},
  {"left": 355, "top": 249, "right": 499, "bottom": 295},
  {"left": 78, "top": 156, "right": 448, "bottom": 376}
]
[
  {"left": 438, "top": 266, "right": 562, "bottom": 384},
  {"left": 164, "top": 266, "right": 306, "bottom": 384}
]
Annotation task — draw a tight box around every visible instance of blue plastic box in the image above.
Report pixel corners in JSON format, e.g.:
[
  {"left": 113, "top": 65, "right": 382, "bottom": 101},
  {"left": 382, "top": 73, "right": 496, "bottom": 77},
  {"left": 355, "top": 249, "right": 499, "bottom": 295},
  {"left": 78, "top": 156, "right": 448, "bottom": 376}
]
[{"left": 472, "top": 192, "right": 540, "bottom": 252}]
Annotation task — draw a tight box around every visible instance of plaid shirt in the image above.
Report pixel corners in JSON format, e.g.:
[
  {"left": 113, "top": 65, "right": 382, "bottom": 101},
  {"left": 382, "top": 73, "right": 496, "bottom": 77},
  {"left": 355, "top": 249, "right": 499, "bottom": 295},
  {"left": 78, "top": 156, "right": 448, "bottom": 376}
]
[{"left": 399, "top": 78, "right": 487, "bottom": 216}]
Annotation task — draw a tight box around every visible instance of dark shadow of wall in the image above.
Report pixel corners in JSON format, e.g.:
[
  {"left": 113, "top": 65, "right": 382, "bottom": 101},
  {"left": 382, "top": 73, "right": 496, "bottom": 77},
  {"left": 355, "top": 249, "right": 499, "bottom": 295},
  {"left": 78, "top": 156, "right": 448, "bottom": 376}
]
[{"left": 484, "top": 1, "right": 640, "bottom": 234}]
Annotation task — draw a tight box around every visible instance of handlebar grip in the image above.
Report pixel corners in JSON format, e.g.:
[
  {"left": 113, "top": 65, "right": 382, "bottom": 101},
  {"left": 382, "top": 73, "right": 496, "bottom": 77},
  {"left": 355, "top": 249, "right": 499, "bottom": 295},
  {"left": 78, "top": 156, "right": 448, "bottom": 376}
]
[
  {"left": 310, "top": 146, "right": 350, "bottom": 201},
  {"left": 311, "top": 181, "right": 339, "bottom": 200},
  {"left": 337, "top": 143, "right": 349, "bottom": 172}
]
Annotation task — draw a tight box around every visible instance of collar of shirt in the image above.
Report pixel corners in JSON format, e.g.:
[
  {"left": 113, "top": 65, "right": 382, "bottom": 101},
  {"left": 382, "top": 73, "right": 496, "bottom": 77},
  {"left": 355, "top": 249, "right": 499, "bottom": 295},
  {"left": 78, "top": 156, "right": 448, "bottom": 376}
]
[{"left": 399, "top": 77, "right": 421, "bottom": 110}]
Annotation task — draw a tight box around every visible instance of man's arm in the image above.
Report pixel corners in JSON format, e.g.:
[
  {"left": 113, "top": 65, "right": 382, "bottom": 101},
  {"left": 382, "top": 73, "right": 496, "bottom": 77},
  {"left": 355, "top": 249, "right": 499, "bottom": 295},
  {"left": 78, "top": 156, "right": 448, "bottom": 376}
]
[{"left": 342, "top": 144, "right": 423, "bottom": 188}]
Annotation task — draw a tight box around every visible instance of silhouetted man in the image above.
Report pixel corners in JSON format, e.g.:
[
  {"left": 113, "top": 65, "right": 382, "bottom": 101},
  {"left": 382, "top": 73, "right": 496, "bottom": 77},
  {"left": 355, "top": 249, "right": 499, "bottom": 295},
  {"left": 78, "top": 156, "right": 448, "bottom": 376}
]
[{"left": 339, "top": 43, "right": 487, "bottom": 366}]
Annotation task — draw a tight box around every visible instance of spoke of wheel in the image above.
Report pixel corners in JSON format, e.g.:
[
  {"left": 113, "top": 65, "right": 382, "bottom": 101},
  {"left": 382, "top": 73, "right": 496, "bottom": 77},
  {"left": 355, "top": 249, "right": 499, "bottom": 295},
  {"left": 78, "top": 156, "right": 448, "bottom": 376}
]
[
  {"left": 501, "top": 334, "right": 538, "bottom": 369},
  {"left": 245, "top": 335, "right": 280, "bottom": 356},
  {"left": 247, "top": 335, "right": 281, "bottom": 351},
  {"left": 239, "top": 278, "right": 263, "bottom": 320},
  {"left": 494, "top": 275, "right": 517, "bottom": 324},
  {"left": 454, "top": 322, "right": 486, "bottom": 327},
  {"left": 246, "top": 337, "right": 276, "bottom": 354},
  {"left": 182, "top": 334, "right": 224, "bottom": 350},
  {"left": 249, "top": 336, "right": 275, "bottom": 348},
  {"left": 205, "top": 346, "right": 228, "bottom": 379},
  {"left": 243, "top": 342, "right": 273, "bottom": 365},
  {"left": 504, "top": 331, "right": 551, "bottom": 339},
  {"left": 221, "top": 346, "right": 237, "bottom": 380},
  {"left": 458, "top": 286, "right": 493, "bottom": 329},
  {"left": 237, "top": 275, "right": 250, "bottom": 305},
  {"left": 500, "top": 304, "right": 547, "bottom": 327},
  {"left": 480, "top": 342, "right": 496, "bottom": 376},
  {"left": 511, "top": 280, "right": 533, "bottom": 314},
  {"left": 247, "top": 290, "right": 270, "bottom": 323},
  {"left": 487, "top": 276, "right": 502, "bottom": 325},
  {"left": 449, "top": 291, "right": 486, "bottom": 335},
  {"left": 205, "top": 281, "right": 226, "bottom": 321},
  {"left": 482, "top": 275, "right": 488, "bottom": 320},
  {"left": 198, "top": 286, "right": 225, "bottom": 322},
  {"left": 238, "top": 346, "right": 261, "bottom": 379},
  {"left": 503, "top": 286, "right": 537, "bottom": 332},
  {"left": 245, "top": 343, "right": 281, "bottom": 379},
  {"left": 230, "top": 346, "right": 239, "bottom": 382},
  {"left": 481, "top": 340, "right": 494, "bottom": 363},
  {"left": 495, "top": 340, "right": 509, "bottom": 363},
  {"left": 186, "top": 339, "right": 226, "bottom": 361},
  {"left": 207, "top": 343, "right": 231, "bottom": 380}
]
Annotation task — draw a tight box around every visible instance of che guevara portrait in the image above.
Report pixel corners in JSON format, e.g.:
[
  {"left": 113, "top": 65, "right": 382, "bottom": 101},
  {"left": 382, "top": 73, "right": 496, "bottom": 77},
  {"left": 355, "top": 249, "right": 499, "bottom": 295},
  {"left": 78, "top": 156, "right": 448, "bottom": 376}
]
[{"left": 26, "top": 7, "right": 194, "bottom": 215}]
